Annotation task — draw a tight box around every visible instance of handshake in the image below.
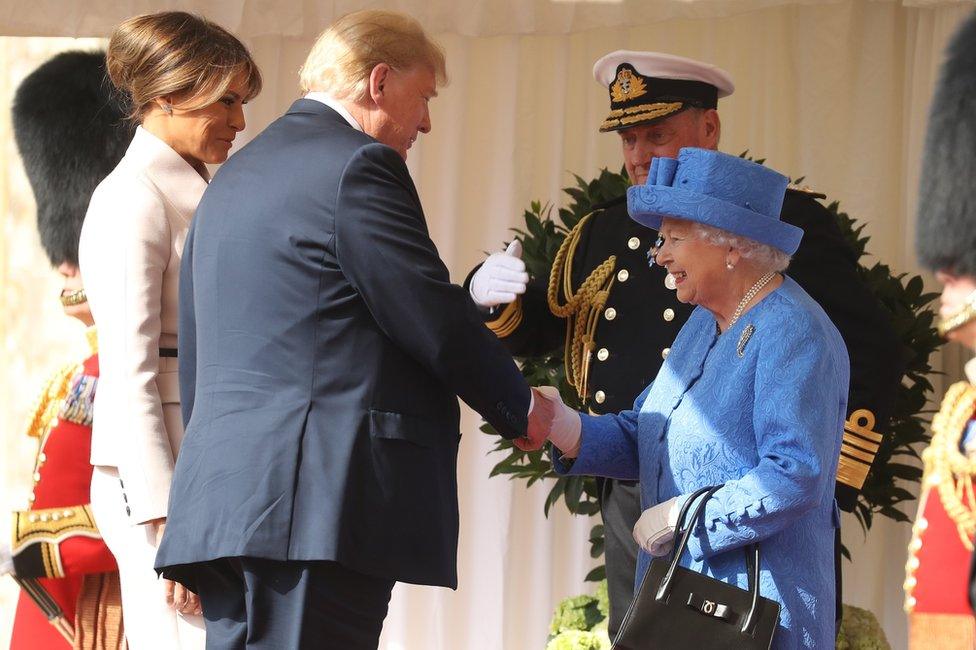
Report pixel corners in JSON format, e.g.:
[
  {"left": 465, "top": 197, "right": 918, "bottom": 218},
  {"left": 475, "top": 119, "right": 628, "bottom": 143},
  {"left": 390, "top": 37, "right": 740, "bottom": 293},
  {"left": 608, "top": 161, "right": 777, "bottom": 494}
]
[{"left": 516, "top": 386, "right": 582, "bottom": 457}]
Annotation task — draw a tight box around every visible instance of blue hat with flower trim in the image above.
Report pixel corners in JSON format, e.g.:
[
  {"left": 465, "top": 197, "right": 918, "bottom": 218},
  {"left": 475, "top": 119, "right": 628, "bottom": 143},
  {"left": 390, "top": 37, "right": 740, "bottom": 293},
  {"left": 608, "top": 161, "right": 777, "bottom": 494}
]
[{"left": 627, "top": 148, "right": 803, "bottom": 255}]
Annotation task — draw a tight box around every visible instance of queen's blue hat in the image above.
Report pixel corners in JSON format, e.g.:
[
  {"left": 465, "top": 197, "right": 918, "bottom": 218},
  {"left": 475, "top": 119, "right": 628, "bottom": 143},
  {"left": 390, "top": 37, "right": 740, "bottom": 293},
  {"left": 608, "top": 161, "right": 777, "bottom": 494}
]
[{"left": 627, "top": 148, "right": 803, "bottom": 255}]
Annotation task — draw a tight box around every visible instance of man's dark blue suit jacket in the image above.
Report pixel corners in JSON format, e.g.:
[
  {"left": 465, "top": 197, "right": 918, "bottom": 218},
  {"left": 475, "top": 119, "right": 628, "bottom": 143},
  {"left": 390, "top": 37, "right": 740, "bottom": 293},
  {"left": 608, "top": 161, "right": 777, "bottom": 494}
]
[{"left": 155, "top": 101, "right": 530, "bottom": 590}]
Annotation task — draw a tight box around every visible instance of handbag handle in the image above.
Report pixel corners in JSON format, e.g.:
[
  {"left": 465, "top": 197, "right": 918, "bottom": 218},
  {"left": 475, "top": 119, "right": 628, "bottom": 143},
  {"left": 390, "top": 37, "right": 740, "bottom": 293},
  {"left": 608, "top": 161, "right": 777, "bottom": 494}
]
[{"left": 654, "top": 485, "right": 764, "bottom": 635}]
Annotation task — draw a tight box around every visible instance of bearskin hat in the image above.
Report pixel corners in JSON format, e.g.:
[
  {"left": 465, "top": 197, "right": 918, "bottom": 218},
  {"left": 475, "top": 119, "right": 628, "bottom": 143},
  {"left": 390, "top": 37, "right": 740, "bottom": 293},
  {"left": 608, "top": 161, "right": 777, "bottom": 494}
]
[
  {"left": 12, "top": 50, "right": 133, "bottom": 267},
  {"left": 916, "top": 11, "right": 976, "bottom": 276}
]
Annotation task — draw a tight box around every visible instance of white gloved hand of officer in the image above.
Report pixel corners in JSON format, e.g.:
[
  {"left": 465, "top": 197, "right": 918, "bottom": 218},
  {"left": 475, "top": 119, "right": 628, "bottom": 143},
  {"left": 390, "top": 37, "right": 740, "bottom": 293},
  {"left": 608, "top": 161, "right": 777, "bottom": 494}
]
[
  {"left": 0, "top": 542, "right": 13, "bottom": 576},
  {"left": 469, "top": 240, "right": 529, "bottom": 308},
  {"left": 632, "top": 495, "right": 687, "bottom": 557}
]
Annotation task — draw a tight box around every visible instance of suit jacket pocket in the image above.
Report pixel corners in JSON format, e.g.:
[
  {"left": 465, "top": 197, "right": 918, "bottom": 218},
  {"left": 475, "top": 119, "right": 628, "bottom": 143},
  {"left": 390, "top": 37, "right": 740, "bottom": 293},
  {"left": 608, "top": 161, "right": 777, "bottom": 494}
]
[{"left": 368, "top": 409, "right": 452, "bottom": 449}]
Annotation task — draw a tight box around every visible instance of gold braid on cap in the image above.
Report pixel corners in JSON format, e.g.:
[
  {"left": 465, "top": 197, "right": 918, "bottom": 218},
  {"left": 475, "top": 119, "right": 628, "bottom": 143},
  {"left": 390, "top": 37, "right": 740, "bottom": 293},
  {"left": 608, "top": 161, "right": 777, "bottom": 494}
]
[
  {"left": 547, "top": 212, "right": 615, "bottom": 401},
  {"left": 922, "top": 381, "right": 976, "bottom": 549}
]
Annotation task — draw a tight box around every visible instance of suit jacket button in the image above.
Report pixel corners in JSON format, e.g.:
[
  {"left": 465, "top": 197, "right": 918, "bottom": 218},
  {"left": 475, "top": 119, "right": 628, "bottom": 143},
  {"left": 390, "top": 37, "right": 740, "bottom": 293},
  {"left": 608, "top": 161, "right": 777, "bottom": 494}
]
[
  {"left": 663, "top": 308, "right": 675, "bottom": 322},
  {"left": 604, "top": 308, "right": 617, "bottom": 321},
  {"left": 597, "top": 348, "right": 609, "bottom": 361},
  {"left": 662, "top": 347, "right": 671, "bottom": 359},
  {"left": 627, "top": 237, "right": 640, "bottom": 250},
  {"left": 665, "top": 274, "right": 677, "bottom": 290},
  {"left": 616, "top": 269, "right": 629, "bottom": 282},
  {"left": 594, "top": 390, "right": 606, "bottom": 404}
]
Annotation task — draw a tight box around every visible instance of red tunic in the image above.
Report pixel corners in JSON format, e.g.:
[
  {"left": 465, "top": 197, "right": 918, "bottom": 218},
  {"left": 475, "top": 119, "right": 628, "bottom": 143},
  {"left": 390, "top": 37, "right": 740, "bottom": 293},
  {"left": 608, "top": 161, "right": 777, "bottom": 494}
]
[
  {"left": 907, "top": 481, "right": 976, "bottom": 648},
  {"left": 9, "top": 353, "right": 119, "bottom": 649}
]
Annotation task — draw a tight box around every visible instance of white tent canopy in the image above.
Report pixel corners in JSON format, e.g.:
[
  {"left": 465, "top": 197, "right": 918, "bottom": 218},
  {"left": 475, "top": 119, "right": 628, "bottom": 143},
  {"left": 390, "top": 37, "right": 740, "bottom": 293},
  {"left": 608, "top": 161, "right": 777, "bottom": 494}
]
[{"left": 0, "top": 0, "right": 966, "bottom": 37}]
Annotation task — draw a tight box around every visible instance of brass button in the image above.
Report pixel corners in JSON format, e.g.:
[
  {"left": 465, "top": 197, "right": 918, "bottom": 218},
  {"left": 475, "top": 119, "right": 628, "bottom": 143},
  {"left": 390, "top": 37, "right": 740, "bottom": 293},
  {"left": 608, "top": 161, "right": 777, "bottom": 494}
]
[
  {"left": 594, "top": 390, "right": 606, "bottom": 404},
  {"left": 40, "top": 513, "right": 50, "bottom": 522},
  {"left": 28, "top": 514, "right": 38, "bottom": 523},
  {"left": 38, "top": 452, "right": 47, "bottom": 464},
  {"left": 662, "top": 347, "right": 671, "bottom": 359},
  {"left": 62, "top": 509, "right": 73, "bottom": 517},
  {"left": 627, "top": 237, "right": 640, "bottom": 250},
  {"left": 32, "top": 471, "right": 41, "bottom": 482},
  {"left": 904, "top": 576, "right": 917, "bottom": 589},
  {"left": 616, "top": 269, "right": 629, "bottom": 282},
  {"left": 51, "top": 512, "right": 61, "bottom": 521},
  {"left": 909, "top": 538, "right": 922, "bottom": 552},
  {"left": 604, "top": 308, "right": 617, "bottom": 321},
  {"left": 597, "top": 348, "right": 609, "bottom": 361},
  {"left": 665, "top": 274, "right": 677, "bottom": 290},
  {"left": 907, "top": 556, "right": 920, "bottom": 571},
  {"left": 663, "top": 308, "right": 675, "bottom": 322},
  {"left": 906, "top": 596, "right": 917, "bottom": 610},
  {"left": 916, "top": 518, "right": 928, "bottom": 531}
]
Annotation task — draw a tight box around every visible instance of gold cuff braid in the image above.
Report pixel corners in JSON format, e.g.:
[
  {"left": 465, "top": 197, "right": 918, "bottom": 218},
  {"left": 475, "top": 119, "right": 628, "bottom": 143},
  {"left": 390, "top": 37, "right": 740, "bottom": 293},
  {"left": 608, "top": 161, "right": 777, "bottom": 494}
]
[{"left": 486, "top": 298, "right": 523, "bottom": 338}]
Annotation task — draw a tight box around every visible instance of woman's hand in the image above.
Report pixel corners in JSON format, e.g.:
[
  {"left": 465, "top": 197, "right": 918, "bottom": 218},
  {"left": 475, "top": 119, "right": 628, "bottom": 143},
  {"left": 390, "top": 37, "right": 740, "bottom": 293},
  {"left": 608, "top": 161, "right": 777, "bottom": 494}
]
[
  {"left": 632, "top": 496, "right": 685, "bottom": 556},
  {"left": 515, "top": 386, "right": 582, "bottom": 455}
]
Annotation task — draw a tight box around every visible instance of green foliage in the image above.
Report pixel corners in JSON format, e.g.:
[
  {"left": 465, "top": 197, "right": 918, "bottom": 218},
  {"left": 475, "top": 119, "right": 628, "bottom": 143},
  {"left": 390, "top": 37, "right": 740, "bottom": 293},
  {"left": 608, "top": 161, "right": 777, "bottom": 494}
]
[
  {"left": 544, "top": 630, "right": 611, "bottom": 650},
  {"left": 546, "top": 582, "right": 612, "bottom": 650},
  {"left": 484, "top": 165, "right": 942, "bottom": 568},
  {"left": 835, "top": 604, "right": 891, "bottom": 649},
  {"left": 548, "top": 594, "right": 604, "bottom": 636},
  {"left": 829, "top": 202, "right": 943, "bottom": 533}
]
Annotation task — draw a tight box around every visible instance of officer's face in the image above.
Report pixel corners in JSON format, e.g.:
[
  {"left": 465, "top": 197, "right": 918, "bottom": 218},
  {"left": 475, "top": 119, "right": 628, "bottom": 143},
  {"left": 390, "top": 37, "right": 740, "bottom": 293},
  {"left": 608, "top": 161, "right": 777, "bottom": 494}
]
[
  {"left": 936, "top": 270, "right": 976, "bottom": 349},
  {"left": 618, "top": 109, "right": 720, "bottom": 185},
  {"left": 655, "top": 217, "right": 728, "bottom": 309}
]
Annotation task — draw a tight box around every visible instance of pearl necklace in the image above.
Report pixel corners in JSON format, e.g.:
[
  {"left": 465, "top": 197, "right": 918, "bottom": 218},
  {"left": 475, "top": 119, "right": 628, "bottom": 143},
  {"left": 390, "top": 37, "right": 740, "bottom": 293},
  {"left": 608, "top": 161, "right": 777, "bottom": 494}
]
[{"left": 725, "top": 271, "right": 777, "bottom": 331}]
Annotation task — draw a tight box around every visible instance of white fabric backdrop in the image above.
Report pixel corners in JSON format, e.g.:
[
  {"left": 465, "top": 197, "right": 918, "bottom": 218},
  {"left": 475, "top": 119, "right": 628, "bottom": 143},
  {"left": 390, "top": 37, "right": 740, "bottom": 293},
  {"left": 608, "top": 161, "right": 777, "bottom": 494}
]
[{"left": 1, "top": 1, "right": 975, "bottom": 648}]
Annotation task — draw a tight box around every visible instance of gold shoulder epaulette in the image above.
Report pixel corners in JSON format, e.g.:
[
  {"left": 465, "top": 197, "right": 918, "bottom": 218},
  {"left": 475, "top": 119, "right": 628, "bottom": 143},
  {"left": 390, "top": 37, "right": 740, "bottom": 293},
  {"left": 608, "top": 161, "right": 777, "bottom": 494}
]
[{"left": 24, "top": 361, "right": 81, "bottom": 439}]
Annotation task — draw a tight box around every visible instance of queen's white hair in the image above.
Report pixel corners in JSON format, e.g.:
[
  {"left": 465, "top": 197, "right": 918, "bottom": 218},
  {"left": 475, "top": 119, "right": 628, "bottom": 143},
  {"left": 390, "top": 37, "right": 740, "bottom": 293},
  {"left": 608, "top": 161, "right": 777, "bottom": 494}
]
[{"left": 692, "top": 222, "right": 791, "bottom": 273}]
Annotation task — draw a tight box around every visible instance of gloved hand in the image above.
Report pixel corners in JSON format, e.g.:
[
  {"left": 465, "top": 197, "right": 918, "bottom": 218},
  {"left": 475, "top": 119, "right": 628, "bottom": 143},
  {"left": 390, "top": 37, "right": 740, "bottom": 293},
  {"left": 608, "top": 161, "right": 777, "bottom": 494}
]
[
  {"left": 632, "top": 495, "right": 687, "bottom": 557},
  {"left": 0, "top": 541, "right": 13, "bottom": 576},
  {"left": 515, "top": 386, "right": 582, "bottom": 455},
  {"left": 469, "top": 241, "right": 529, "bottom": 308}
]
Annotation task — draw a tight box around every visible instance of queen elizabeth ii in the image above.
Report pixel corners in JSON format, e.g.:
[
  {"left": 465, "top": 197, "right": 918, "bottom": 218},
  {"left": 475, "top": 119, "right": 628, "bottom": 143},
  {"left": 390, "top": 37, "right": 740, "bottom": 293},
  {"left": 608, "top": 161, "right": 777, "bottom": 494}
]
[{"left": 522, "top": 148, "right": 849, "bottom": 648}]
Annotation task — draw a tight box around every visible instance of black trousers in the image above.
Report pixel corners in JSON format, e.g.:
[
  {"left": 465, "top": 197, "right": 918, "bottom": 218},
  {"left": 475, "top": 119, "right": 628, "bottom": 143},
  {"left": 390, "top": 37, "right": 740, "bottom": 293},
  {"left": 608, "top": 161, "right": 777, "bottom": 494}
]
[{"left": 194, "top": 557, "right": 395, "bottom": 650}]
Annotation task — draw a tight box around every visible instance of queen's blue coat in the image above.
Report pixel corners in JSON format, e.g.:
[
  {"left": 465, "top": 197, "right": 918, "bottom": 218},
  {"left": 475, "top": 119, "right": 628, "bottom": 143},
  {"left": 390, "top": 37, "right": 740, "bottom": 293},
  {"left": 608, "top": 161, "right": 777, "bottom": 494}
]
[{"left": 555, "top": 276, "right": 848, "bottom": 649}]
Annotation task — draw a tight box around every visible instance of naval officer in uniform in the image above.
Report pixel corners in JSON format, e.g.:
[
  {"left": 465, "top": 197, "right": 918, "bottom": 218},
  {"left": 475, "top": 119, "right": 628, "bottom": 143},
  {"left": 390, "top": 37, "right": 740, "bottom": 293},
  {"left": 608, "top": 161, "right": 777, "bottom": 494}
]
[{"left": 468, "top": 50, "right": 903, "bottom": 635}]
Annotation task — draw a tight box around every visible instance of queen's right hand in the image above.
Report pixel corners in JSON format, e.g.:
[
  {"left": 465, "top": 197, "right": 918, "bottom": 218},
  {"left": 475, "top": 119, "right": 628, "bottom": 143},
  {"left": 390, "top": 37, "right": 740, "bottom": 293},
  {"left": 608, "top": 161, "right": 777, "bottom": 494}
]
[{"left": 516, "top": 386, "right": 582, "bottom": 456}]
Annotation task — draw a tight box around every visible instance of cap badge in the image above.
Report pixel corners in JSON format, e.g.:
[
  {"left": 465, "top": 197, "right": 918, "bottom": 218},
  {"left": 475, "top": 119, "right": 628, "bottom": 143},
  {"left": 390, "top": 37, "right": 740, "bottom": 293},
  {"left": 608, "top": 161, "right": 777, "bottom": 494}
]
[{"left": 610, "top": 67, "right": 648, "bottom": 103}]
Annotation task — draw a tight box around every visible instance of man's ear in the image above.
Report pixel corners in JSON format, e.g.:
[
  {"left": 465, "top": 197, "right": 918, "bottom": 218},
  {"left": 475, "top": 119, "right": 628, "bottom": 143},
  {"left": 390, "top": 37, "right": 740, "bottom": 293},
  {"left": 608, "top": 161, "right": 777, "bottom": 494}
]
[
  {"left": 702, "top": 109, "right": 721, "bottom": 149},
  {"left": 368, "top": 63, "right": 392, "bottom": 104}
]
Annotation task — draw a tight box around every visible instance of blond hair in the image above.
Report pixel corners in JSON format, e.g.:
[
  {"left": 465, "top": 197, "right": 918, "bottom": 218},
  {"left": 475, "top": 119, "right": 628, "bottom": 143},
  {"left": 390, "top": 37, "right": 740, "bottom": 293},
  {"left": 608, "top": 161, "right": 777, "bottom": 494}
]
[
  {"left": 299, "top": 10, "right": 447, "bottom": 101},
  {"left": 106, "top": 11, "right": 262, "bottom": 121}
]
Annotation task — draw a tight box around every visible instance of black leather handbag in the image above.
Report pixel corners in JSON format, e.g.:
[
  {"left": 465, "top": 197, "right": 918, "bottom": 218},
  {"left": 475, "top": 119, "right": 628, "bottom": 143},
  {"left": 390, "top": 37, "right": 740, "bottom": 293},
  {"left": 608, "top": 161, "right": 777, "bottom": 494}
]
[{"left": 611, "top": 486, "right": 781, "bottom": 650}]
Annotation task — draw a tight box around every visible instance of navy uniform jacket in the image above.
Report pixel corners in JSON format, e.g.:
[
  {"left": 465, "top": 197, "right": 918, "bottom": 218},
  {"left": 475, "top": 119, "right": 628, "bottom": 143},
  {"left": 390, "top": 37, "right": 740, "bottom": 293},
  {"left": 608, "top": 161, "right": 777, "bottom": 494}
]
[
  {"left": 483, "top": 190, "right": 903, "bottom": 506},
  {"left": 155, "top": 101, "right": 530, "bottom": 591}
]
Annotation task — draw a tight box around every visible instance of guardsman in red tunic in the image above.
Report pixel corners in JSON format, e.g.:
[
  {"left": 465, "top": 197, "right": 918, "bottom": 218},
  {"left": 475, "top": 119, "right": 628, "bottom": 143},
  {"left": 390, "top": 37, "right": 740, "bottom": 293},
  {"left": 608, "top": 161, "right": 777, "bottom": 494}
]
[
  {"left": 0, "top": 50, "right": 133, "bottom": 648},
  {"left": 910, "top": 10, "right": 976, "bottom": 649}
]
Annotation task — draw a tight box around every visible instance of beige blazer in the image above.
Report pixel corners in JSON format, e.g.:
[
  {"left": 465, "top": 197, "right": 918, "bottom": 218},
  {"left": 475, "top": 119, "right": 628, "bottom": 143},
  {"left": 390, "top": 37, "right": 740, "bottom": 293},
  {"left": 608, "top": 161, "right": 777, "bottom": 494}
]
[{"left": 79, "top": 126, "right": 208, "bottom": 525}]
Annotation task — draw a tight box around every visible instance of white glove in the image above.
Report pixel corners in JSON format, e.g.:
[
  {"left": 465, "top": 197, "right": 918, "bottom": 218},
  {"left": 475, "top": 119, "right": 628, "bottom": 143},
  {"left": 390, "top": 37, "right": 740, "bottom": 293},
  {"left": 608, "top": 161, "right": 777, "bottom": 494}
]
[
  {"left": 470, "top": 241, "right": 529, "bottom": 308},
  {"left": 535, "top": 386, "right": 582, "bottom": 457},
  {"left": 632, "top": 496, "right": 685, "bottom": 557},
  {"left": 0, "top": 542, "right": 12, "bottom": 576}
]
